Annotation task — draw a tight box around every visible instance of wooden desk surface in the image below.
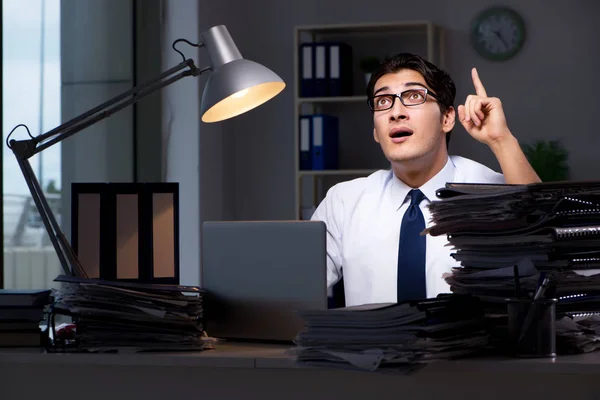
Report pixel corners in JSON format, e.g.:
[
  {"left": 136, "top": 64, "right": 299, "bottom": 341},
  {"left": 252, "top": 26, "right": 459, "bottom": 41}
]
[
  {"left": 5, "top": 342, "right": 600, "bottom": 400},
  {"left": 2, "top": 341, "right": 600, "bottom": 374}
]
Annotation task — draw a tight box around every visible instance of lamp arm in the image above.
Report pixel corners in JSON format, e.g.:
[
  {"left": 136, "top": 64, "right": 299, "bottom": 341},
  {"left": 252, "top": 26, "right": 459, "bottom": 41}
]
[
  {"left": 8, "top": 57, "right": 209, "bottom": 277},
  {"left": 11, "top": 147, "right": 84, "bottom": 277},
  {"left": 33, "top": 62, "right": 208, "bottom": 155},
  {"left": 10, "top": 59, "right": 203, "bottom": 159}
]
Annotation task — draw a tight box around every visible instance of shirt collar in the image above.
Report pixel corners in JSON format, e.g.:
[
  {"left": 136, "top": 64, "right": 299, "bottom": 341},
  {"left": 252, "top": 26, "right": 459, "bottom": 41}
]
[{"left": 390, "top": 157, "right": 456, "bottom": 210}]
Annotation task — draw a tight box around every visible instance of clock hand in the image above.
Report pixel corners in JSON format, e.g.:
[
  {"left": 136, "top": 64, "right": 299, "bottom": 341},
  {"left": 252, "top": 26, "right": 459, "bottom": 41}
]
[
  {"left": 492, "top": 29, "right": 509, "bottom": 50},
  {"left": 491, "top": 29, "right": 509, "bottom": 49}
]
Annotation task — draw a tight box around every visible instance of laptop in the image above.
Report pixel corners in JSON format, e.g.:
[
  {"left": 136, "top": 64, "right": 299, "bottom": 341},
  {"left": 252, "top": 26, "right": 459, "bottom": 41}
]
[{"left": 201, "top": 220, "right": 328, "bottom": 342}]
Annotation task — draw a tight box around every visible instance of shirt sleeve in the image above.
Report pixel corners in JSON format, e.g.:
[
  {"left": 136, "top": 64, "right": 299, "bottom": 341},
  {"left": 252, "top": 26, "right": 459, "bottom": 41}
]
[
  {"left": 486, "top": 171, "right": 506, "bottom": 184},
  {"left": 451, "top": 155, "right": 507, "bottom": 184},
  {"left": 310, "top": 185, "right": 344, "bottom": 289}
]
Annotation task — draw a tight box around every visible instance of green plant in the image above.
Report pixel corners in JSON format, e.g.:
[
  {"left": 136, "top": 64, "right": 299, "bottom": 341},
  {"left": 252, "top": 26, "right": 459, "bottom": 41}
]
[
  {"left": 359, "top": 56, "right": 380, "bottom": 73},
  {"left": 521, "top": 139, "right": 569, "bottom": 182}
]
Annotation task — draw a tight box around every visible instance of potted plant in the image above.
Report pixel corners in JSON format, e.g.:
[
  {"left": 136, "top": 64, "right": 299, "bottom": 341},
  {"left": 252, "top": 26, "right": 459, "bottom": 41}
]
[
  {"left": 521, "top": 139, "right": 570, "bottom": 182},
  {"left": 359, "top": 56, "right": 380, "bottom": 86}
]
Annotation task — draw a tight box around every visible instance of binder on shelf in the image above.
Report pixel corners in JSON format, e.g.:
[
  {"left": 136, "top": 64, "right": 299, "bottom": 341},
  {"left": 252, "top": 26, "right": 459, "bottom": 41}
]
[
  {"left": 298, "top": 42, "right": 354, "bottom": 98},
  {"left": 313, "top": 44, "right": 328, "bottom": 97},
  {"left": 328, "top": 42, "right": 353, "bottom": 97},
  {"left": 299, "top": 43, "right": 315, "bottom": 97},
  {"left": 299, "top": 115, "right": 312, "bottom": 170},
  {"left": 311, "top": 114, "right": 339, "bottom": 170}
]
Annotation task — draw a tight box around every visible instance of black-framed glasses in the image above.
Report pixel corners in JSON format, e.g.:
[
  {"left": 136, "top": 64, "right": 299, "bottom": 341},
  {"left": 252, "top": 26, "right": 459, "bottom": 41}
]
[{"left": 367, "top": 88, "right": 439, "bottom": 111}]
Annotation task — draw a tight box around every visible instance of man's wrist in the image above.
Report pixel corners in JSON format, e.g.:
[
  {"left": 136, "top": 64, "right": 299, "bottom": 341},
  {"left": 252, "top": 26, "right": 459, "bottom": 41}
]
[{"left": 488, "top": 131, "right": 517, "bottom": 156}]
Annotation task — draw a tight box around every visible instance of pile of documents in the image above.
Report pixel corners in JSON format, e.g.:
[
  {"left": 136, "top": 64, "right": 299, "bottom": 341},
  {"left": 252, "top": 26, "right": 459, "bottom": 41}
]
[
  {"left": 50, "top": 275, "right": 215, "bottom": 352},
  {"left": 427, "top": 181, "right": 600, "bottom": 353},
  {"left": 0, "top": 289, "right": 52, "bottom": 347},
  {"left": 556, "top": 314, "right": 600, "bottom": 353},
  {"left": 291, "top": 294, "right": 489, "bottom": 373}
]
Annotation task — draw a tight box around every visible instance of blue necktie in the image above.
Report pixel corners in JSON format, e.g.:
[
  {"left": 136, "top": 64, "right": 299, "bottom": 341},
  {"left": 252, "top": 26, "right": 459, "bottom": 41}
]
[{"left": 397, "top": 189, "right": 426, "bottom": 302}]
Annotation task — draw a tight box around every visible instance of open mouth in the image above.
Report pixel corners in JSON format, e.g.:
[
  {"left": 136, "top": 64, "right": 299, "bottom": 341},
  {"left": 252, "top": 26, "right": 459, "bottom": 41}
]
[{"left": 389, "top": 129, "right": 413, "bottom": 139}]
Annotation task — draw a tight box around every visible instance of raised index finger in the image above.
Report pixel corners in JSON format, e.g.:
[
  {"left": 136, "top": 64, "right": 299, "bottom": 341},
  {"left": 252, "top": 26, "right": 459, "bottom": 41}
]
[{"left": 471, "top": 67, "right": 487, "bottom": 97}]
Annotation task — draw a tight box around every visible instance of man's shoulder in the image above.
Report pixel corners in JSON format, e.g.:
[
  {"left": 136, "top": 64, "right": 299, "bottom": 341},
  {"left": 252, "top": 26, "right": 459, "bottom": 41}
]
[
  {"left": 450, "top": 155, "right": 505, "bottom": 183},
  {"left": 328, "top": 169, "right": 392, "bottom": 196}
]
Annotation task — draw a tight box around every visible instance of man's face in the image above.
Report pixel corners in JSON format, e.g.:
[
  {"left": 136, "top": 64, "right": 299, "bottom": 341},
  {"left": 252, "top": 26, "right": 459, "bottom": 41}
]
[{"left": 372, "top": 69, "right": 454, "bottom": 165}]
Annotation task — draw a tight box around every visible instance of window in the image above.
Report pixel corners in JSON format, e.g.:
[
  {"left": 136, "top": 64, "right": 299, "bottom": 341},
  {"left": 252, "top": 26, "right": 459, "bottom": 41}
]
[{"left": 3, "top": 0, "right": 62, "bottom": 289}]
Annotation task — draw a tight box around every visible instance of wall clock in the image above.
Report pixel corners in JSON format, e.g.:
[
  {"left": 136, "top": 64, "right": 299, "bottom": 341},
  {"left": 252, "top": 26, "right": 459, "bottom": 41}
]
[{"left": 470, "top": 6, "right": 526, "bottom": 61}]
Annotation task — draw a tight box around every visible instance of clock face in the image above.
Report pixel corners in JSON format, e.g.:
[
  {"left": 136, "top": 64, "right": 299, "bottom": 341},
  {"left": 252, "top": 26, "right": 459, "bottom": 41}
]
[{"left": 471, "top": 7, "right": 526, "bottom": 61}]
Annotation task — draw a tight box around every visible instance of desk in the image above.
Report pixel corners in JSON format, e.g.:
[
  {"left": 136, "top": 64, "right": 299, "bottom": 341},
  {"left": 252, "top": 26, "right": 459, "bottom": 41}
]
[{"left": 3, "top": 342, "right": 600, "bottom": 399}]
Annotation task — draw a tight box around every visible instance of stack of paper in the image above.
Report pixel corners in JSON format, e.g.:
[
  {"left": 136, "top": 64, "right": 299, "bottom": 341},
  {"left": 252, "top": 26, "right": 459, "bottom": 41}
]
[
  {"left": 0, "top": 289, "right": 52, "bottom": 347},
  {"left": 291, "top": 295, "right": 489, "bottom": 372},
  {"left": 427, "top": 181, "right": 600, "bottom": 353},
  {"left": 50, "top": 275, "right": 215, "bottom": 352}
]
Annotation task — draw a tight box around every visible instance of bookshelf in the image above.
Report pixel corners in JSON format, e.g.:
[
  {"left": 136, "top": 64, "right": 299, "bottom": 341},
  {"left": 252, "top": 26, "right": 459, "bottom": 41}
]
[{"left": 293, "top": 21, "right": 444, "bottom": 220}]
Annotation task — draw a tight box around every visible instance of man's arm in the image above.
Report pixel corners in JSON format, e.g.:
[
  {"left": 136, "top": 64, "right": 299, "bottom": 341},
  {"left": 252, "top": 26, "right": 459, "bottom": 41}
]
[
  {"left": 457, "top": 68, "right": 541, "bottom": 184},
  {"left": 488, "top": 133, "right": 540, "bottom": 184},
  {"left": 310, "top": 187, "right": 344, "bottom": 290}
]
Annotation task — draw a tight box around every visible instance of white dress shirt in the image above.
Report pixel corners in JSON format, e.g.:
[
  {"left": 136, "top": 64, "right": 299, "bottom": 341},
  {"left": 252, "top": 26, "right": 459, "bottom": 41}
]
[{"left": 311, "top": 155, "right": 506, "bottom": 306}]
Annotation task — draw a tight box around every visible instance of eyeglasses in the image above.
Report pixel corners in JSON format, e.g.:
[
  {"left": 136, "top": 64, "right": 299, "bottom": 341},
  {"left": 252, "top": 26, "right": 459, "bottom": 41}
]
[{"left": 367, "top": 88, "right": 439, "bottom": 111}]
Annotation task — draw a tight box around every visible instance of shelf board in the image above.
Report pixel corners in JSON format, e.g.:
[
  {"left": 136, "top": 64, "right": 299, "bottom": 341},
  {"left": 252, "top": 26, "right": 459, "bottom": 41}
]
[
  {"left": 295, "top": 21, "right": 435, "bottom": 35},
  {"left": 297, "top": 96, "right": 368, "bottom": 104},
  {"left": 298, "top": 169, "right": 381, "bottom": 177}
]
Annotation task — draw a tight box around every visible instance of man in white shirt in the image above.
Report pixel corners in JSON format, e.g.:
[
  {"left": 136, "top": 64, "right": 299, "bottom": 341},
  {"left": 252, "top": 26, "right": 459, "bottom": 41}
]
[{"left": 311, "top": 53, "right": 540, "bottom": 307}]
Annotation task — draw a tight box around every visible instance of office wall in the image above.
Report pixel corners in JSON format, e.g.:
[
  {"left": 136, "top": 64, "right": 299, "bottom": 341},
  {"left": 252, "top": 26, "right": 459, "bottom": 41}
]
[
  {"left": 161, "top": 0, "right": 203, "bottom": 286},
  {"left": 135, "top": 0, "right": 163, "bottom": 183},
  {"left": 161, "top": 0, "right": 243, "bottom": 285},
  {"left": 61, "top": 0, "right": 134, "bottom": 239},
  {"left": 207, "top": 0, "right": 600, "bottom": 220}
]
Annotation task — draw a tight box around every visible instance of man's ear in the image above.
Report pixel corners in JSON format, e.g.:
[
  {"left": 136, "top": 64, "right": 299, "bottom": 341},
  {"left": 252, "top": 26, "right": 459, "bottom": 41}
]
[
  {"left": 442, "top": 106, "right": 456, "bottom": 133},
  {"left": 373, "top": 127, "right": 380, "bottom": 143}
]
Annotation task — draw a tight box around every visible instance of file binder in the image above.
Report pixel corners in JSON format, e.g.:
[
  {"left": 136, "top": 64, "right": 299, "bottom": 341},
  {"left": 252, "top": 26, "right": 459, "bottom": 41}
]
[
  {"left": 298, "top": 42, "right": 354, "bottom": 97},
  {"left": 328, "top": 42, "right": 353, "bottom": 97},
  {"left": 311, "top": 114, "right": 339, "bottom": 170},
  {"left": 313, "top": 44, "right": 328, "bottom": 97},
  {"left": 553, "top": 226, "right": 600, "bottom": 240},
  {"left": 299, "top": 43, "right": 315, "bottom": 97},
  {"left": 299, "top": 115, "right": 312, "bottom": 170}
]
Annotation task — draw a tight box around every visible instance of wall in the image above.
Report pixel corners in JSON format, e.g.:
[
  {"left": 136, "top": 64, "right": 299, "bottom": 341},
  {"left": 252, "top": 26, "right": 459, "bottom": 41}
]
[
  {"left": 160, "top": 0, "right": 203, "bottom": 286},
  {"left": 61, "top": 0, "right": 134, "bottom": 238},
  {"left": 217, "top": 0, "right": 600, "bottom": 220},
  {"left": 160, "top": 0, "right": 244, "bottom": 285},
  {"left": 159, "top": 0, "right": 252, "bottom": 285},
  {"left": 134, "top": 0, "right": 163, "bottom": 183}
]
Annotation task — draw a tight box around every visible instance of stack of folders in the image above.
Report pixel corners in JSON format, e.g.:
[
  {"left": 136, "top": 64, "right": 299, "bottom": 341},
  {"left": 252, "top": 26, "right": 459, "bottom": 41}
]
[
  {"left": 50, "top": 275, "right": 216, "bottom": 352},
  {"left": 427, "top": 180, "right": 600, "bottom": 353},
  {"left": 290, "top": 294, "right": 489, "bottom": 373},
  {"left": 299, "top": 114, "right": 339, "bottom": 170},
  {"left": 0, "top": 289, "right": 52, "bottom": 347},
  {"left": 298, "top": 42, "right": 353, "bottom": 97}
]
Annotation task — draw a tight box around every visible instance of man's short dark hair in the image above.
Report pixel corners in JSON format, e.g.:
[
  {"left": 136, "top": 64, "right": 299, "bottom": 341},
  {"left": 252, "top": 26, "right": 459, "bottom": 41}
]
[{"left": 366, "top": 53, "right": 456, "bottom": 147}]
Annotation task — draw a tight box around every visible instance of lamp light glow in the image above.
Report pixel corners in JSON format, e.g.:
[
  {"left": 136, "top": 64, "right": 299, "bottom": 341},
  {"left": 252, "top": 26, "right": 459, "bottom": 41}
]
[{"left": 202, "top": 80, "right": 285, "bottom": 123}]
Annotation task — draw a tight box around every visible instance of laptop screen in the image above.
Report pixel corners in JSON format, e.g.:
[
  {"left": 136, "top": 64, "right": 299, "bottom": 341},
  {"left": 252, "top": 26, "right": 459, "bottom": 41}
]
[{"left": 201, "top": 220, "right": 328, "bottom": 342}]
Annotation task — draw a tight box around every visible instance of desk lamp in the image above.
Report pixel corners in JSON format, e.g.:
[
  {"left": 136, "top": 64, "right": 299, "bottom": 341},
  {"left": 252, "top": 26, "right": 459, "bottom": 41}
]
[{"left": 6, "top": 25, "right": 285, "bottom": 278}]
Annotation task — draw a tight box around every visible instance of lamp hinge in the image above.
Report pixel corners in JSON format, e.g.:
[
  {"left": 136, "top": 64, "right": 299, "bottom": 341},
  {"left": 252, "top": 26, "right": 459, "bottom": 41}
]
[{"left": 9, "top": 139, "right": 38, "bottom": 160}]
